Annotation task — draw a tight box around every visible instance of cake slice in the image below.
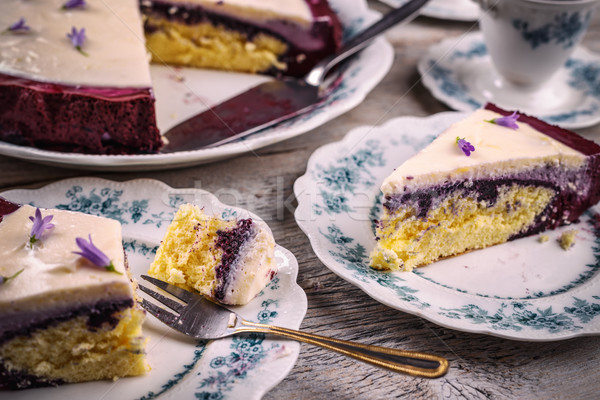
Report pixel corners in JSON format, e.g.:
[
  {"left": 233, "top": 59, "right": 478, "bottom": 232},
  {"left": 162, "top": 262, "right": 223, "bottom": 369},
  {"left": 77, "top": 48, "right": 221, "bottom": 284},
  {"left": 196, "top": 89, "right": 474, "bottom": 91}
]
[
  {"left": 0, "top": 197, "right": 149, "bottom": 389},
  {"left": 370, "top": 103, "right": 600, "bottom": 271},
  {"left": 148, "top": 203, "right": 277, "bottom": 305},
  {"left": 141, "top": 0, "right": 342, "bottom": 77},
  {"left": 0, "top": 0, "right": 162, "bottom": 155}
]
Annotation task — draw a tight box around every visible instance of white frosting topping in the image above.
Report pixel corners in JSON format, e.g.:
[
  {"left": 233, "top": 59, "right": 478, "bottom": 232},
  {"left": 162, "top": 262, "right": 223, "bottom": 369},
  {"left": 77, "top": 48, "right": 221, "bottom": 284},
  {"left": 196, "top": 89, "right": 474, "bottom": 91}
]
[
  {"left": 381, "top": 109, "right": 586, "bottom": 194},
  {"left": 222, "top": 220, "right": 276, "bottom": 305},
  {"left": 165, "top": 0, "right": 313, "bottom": 26},
  {"left": 0, "top": 0, "right": 151, "bottom": 88},
  {"left": 0, "top": 205, "right": 131, "bottom": 314}
]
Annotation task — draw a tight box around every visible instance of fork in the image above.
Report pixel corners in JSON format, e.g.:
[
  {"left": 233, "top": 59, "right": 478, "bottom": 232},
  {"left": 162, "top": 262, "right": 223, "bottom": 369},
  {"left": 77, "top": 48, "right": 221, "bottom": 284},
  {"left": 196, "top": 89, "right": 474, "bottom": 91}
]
[{"left": 138, "top": 275, "right": 449, "bottom": 378}]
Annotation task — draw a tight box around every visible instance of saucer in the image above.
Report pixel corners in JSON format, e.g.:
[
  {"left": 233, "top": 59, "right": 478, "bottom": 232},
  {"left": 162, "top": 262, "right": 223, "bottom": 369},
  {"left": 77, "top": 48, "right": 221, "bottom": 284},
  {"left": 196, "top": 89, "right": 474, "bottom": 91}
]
[
  {"left": 418, "top": 32, "right": 600, "bottom": 129},
  {"left": 380, "top": 0, "right": 479, "bottom": 21}
]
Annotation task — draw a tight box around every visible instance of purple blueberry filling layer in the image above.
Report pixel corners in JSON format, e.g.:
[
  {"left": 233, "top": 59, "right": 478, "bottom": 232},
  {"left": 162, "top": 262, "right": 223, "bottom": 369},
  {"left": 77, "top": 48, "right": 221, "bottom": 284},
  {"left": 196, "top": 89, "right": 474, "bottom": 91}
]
[
  {"left": 140, "top": 0, "right": 342, "bottom": 77},
  {"left": 0, "top": 363, "right": 65, "bottom": 390},
  {"left": 383, "top": 163, "right": 600, "bottom": 240},
  {"left": 214, "top": 218, "right": 255, "bottom": 301},
  {"left": 0, "top": 298, "right": 134, "bottom": 346}
]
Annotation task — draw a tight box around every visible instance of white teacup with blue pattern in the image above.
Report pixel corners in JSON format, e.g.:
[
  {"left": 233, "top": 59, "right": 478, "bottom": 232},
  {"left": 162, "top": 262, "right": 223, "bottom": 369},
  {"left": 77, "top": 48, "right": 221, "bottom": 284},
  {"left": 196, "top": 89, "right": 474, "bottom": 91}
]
[{"left": 475, "top": 0, "right": 599, "bottom": 87}]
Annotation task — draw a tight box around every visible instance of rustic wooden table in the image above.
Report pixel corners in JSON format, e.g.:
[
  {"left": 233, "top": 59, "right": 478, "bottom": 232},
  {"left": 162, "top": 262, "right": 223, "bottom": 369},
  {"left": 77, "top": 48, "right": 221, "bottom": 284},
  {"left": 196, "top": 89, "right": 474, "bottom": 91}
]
[{"left": 2, "top": 2, "right": 600, "bottom": 399}]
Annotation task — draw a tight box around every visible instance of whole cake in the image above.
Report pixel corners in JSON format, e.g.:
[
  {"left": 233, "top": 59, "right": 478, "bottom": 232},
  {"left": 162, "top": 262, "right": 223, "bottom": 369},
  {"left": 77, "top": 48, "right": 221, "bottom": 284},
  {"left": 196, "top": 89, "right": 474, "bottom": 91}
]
[
  {"left": 0, "top": 0, "right": 163, "bottom": 155},
  {"left": 370, "top": 103, "right": 600, "bottom": 271},
  {"left": 148, "top": 203, "right": 277, "bottom": 305},
  {"left": 0, "top": 197, "right": 149, "bottom": 389},
  {"left": 0, "top": 0, "right": 342, "bottom": 155},
  {"left": 140, "top": 0, "right": 342, "bottom": 77}
]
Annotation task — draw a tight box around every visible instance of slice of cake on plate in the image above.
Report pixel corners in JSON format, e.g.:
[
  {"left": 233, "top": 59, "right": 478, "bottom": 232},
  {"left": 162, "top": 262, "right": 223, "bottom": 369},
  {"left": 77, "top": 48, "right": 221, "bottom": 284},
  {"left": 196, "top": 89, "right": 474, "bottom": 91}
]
[
  {"left": 370, "top": 103, "right": 600, "bottom": 271},
  {"left": 0, "top": 0, "right": 162, "bottom": 155},
  {"left": 0, "top": 197, "right": 149, "bottom": 389},
  {"left": 148, "top": 203, "right": 277, "bottom": 305},
  {"left": 140, "top": 0, "right": 342, "bottom": 77}
]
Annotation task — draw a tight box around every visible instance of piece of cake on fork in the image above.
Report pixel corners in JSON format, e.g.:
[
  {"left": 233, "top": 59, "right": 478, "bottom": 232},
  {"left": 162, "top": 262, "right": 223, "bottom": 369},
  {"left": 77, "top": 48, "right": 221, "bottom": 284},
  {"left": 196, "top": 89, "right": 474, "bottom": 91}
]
[{"left": 148, "top": 203, "right": 278, "bottom": 305}]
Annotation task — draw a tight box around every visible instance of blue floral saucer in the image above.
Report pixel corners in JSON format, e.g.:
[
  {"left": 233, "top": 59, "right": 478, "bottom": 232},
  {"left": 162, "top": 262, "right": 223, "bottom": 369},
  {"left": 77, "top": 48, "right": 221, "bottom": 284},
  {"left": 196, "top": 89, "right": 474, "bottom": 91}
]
[
  {"left": 418, "top": 32, "right": 600, "bottom": 129},
  {"left": 2, "top": 178, "right": 306, "bottom": 400},
  {"left": 294, "top": 112, "right": 600, "bottom": 341}
]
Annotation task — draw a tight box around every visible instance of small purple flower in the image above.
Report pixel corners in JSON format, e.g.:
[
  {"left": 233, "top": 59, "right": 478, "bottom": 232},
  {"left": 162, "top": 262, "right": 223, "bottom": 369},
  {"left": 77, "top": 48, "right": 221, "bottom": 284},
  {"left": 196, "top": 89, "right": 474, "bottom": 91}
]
[
  {"left": 456, "top": 137, "right": 475, "bottom": 156},
  {"left": 486, "top": 111, "right": 520, "bottom": 130},
  {"left": 29, "top": 208, "right": 55, "bottom": 246},
  {"left": 62, "top": 0, "right": 87, "bottom": 9},
  {"left": 73, "top": 235, "right": 121, "bottom": 274},
  {"left": 67, "top": 26, "right": 88, "bottom": 56},
  {"left": 0, "top": 269, "right": 24, "bottom": 285},
  {"left": 6, "top": 17, "right": 30, "bottom": 32}
]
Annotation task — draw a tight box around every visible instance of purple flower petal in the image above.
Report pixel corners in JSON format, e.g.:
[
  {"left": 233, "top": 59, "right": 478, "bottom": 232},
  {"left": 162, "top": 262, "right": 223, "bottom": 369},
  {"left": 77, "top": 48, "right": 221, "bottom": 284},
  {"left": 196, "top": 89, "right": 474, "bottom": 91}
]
[
  {"left": 73, "top": 235, "right": 121, "bottom": 274},
  {"left": 487, "top": 111, "right": 520, "bottom": 130},
  {"left": 456, "top": 137, "right": 475, "bottom": 157},
  {"left": 62, "top": 0, "right": 87, "bottom": 9},
  {"left": 29, "top": 208, "right": 54, "bottom": 245},
  {"left": 66, "top": 26, "right": 88, "bottom": 55},
  {"left": 7, "top": 17, "right": 30, "bottom": 32}
]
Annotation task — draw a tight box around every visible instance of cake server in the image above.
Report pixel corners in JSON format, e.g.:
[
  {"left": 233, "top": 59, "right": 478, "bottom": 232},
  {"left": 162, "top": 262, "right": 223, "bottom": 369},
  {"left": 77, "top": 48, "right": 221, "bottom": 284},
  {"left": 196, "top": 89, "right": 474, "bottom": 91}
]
[
  {"left": 139, "top": 275, "right": 449, "bottom": 378},
  {"left": 160, "top": 0, "right": 429, "bottom": 152}
]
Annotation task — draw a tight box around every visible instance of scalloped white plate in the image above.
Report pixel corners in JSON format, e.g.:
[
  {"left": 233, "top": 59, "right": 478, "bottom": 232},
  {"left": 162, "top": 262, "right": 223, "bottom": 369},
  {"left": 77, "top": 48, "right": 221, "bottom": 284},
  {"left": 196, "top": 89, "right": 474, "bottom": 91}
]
[
  {"left": 294, "top": 111, "right": 600, "bottom": 342},
  {"left": 0, "top": 0, "right": 393, "bottom": 171},
  {"left": 1, "top": 178, "right": 306, "bottom": 400}
]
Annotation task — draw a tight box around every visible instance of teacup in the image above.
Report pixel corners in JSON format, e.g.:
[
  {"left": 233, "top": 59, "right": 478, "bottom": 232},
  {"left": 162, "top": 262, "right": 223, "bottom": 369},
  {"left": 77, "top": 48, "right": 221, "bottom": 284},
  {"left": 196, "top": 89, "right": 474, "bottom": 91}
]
[{"left": 474, "top": 0, "right": 600, "bottom": 88}]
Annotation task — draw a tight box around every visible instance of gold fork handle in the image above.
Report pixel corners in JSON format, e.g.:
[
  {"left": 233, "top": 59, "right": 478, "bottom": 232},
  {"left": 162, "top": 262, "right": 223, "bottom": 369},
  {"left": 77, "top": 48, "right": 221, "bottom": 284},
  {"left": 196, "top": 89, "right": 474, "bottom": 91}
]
[{"left": 235, "top": 320, "right": 448, "bottom": 378}]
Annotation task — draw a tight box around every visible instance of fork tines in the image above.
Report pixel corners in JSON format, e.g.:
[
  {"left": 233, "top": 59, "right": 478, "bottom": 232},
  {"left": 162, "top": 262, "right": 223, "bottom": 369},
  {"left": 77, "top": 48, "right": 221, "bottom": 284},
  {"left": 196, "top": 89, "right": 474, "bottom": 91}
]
[
  {"left": 141, "top": 275, "right": 195, "bottom": 303},
  {"left": 138, "top": 275, "right": 195, "bottom": 328}
]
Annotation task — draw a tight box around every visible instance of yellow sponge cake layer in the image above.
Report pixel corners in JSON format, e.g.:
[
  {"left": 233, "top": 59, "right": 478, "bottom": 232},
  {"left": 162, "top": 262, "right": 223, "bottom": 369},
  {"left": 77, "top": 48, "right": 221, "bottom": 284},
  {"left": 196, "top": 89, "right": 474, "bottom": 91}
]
[
  {"left": 0, "top": 308, "right": 147, "bottom": 386},
  {"left": 145, "top": 18, "right": 287, "bottom": 74},
  {"left": 372, "top": 185, "right": 555, "bottom": 271}
]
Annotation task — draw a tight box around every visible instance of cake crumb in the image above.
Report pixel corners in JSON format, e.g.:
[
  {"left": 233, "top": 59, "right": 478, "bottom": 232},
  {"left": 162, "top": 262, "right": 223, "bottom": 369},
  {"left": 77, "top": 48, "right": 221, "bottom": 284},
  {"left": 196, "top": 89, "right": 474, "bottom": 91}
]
[
  {"left": 558, "top": 229, "right": 578, "bottom": 250},
  {"left": 538, "top": 234, "right": 550, "bottom": 243}
]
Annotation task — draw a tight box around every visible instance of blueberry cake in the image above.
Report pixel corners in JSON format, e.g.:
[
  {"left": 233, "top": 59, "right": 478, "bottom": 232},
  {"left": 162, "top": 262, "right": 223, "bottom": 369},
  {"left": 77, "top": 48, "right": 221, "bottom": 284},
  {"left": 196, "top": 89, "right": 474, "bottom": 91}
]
[
  {"left": 0, "top": 197, "right": 149, "bottom": 389},
  {"left": 370, "top": 103, "right": 600, "bottom": 271},
  {"left": 148, "top": 203, "right": 277, "bottom": 305}
]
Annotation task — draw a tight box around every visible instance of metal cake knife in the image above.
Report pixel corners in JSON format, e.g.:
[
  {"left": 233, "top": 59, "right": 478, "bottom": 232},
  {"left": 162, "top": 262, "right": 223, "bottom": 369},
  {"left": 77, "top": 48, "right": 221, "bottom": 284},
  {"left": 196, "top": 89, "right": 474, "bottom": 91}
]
[{"left": 160, "top": 0, "right": 429, "bottom": 152}]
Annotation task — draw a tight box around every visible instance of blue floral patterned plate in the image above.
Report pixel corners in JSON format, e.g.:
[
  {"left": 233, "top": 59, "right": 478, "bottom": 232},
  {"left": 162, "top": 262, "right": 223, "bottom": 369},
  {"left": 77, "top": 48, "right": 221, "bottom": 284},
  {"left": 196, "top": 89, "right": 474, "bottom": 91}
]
[
  {"left": 2, "top": 178, "right": 307, "bottom": 400},
  {"left": 418, "top": 32, "right": 600, "bottom": 129},
  {"left": 380, "top": 0, "right": 479, "bottom": 21},
  {"left": 294, "top": 112, "right": 600, "bottom": 341},
  {"left": 0, "top": 0, "right": 392, "bottom": 171}
]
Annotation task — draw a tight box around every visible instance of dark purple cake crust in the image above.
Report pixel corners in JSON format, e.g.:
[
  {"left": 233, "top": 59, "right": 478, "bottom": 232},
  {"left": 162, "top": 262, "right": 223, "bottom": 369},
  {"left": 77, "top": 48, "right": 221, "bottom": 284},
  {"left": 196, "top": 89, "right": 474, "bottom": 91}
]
[
  {"left": 141, "top": 0, "right": 343, "bottom": 77},
  {"left": 0, "top": 73, "right": 163, "bottom": 155},
  {"left": 0, "top": 197, "right": 19, "bottom": 224}
]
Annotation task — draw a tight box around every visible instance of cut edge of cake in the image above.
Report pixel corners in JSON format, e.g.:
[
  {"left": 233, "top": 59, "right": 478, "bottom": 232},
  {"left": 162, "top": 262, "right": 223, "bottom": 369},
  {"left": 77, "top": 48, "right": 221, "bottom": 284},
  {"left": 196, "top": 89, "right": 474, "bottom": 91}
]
[{"left": 370, "top": 103, "right": 600, "bottom": 272}]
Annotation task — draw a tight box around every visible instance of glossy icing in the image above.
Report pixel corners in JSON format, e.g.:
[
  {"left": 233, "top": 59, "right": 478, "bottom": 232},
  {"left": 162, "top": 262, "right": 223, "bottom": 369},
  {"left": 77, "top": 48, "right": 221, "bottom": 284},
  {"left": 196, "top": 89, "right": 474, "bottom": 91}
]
[
  {"left": 0, "top": 0, "right": 151, "bottom": 88},
  {"left": 381, "top": 109, "right": 586, "bottom": 194},
  {"left": 0, "top": 205, "right": 131, "bottom": 316}
]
